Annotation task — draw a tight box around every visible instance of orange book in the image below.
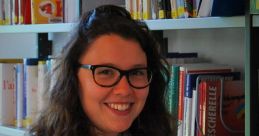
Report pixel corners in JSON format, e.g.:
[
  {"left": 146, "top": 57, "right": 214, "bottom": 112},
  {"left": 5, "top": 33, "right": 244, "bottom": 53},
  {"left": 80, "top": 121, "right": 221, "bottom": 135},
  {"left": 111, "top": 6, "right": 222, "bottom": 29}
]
[{"left": 31, "top": 0, "right": 63, "bottom": 24}]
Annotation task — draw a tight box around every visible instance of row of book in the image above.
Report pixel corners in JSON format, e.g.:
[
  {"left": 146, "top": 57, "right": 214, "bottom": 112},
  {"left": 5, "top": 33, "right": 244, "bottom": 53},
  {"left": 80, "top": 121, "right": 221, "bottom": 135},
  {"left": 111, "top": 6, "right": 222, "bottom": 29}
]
[
  {"left": 164, "top": 52, "right": 245, "bottom": 136},
  {"left": 124, "top": 0, "right": 244, "bottom": 20},
  {"left": 0, "top": 0, "right": 79, "bottom": 25},
  {"left": 0, "top": 58, "right": 55, "bottom": 128}
]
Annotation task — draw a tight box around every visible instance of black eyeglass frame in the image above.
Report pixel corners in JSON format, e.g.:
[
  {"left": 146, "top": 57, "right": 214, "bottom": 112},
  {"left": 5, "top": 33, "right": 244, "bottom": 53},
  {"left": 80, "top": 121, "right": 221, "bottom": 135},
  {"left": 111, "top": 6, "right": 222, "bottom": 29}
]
[{"left": 80, "top": 64, "right": 153, "bottom": 89}]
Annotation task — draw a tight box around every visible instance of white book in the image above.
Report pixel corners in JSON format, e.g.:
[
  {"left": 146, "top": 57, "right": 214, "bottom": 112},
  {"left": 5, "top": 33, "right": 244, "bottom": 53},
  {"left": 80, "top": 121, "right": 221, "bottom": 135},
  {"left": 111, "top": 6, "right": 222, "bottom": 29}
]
[
  {"left": 183, "top": 92, "right": 193, "bottom": 136},
  {"left": 24, "top": 59, "right": 38, "bottom": 128},
  {"left": 37, "top": 60, "right": 47, "bottom": 115},
  {"left": 190, "top": 89, "right": 197, "bottom": 136},
  {"left": 4, "top": 0, "right": 11, "bottom": 25},
  {"left": 0, "top": 63, "right": 16, "bottom": 126},
  {"left": 197, "top": 0, "right": 214, "bottom": 17},
  {"left": 15, "top": 63, "right": 23, "bottom": 128}
]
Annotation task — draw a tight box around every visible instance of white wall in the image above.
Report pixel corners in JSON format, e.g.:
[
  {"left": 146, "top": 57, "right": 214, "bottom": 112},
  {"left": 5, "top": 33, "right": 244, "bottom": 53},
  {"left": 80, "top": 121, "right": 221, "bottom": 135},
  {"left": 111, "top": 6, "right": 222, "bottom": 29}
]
[{"left": 0, "top": 33, "right": 37, "bottom": 58}]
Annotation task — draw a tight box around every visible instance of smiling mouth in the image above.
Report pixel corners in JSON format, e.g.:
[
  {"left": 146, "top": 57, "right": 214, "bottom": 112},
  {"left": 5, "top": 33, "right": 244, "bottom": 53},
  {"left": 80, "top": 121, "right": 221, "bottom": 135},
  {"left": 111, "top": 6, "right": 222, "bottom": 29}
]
[{"left": 106, "top": 103, "right": 132, "bottom": 111}]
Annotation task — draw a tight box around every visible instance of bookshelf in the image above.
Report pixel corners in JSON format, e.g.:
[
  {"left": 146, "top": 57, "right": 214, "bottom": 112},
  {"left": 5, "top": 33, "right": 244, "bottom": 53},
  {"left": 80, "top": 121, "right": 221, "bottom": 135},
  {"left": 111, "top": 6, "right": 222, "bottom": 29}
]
[
  {"left": 145, "top": 16, "right": 245, "bottom": 30},
  {"left": 0, "top": 23, "right": 77, "bottom": 33},
  {"left": 0, "top": 126, "right": 26, "bottom": 136},
  {"left": 0, "top": 16, "right": 247, "bottom": 136}
]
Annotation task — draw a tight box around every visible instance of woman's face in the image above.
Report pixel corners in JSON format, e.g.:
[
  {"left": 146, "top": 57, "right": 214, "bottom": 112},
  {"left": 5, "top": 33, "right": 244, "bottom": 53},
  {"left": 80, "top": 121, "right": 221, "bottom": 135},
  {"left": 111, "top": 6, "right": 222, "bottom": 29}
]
[{"left": 78, "top": 34, "right": 149, "bottom": 136}]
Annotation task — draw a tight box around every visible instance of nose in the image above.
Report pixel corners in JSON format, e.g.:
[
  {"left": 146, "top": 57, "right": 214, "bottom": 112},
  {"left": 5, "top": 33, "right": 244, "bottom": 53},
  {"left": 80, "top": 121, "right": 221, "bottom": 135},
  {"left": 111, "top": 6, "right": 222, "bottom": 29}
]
[{"left": 112, "top": 76, "right": 133, "bottom": 96}]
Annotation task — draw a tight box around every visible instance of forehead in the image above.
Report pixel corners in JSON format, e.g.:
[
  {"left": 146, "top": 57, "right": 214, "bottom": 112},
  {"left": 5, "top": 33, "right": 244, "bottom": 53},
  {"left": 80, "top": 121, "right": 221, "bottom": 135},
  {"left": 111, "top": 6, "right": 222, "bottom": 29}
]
[{"left": 80, "top": 34, "right": 147, "bottom": 69}]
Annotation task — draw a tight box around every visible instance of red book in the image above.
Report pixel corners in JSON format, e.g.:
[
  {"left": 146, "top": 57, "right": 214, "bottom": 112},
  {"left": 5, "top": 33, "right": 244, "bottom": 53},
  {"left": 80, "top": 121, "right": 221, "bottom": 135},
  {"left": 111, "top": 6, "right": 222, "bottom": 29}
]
[
  {"left": 198, "top": 77, "right": 244, "bottom": 136},
  {"left": 24, "top": 0, "right": 31, "bottom": 24}
]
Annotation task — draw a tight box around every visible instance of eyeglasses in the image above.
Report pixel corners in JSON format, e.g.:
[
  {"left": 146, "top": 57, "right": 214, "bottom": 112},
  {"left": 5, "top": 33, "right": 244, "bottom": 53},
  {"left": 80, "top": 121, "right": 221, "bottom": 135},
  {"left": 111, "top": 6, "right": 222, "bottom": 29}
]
[{"left": 80, "top": 64, "right": 152, "bottom": 89}]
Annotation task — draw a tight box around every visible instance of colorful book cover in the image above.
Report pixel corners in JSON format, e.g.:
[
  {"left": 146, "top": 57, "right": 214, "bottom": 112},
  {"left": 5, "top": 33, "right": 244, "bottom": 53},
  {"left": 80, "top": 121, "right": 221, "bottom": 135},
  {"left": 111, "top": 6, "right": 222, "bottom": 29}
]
[
  {"left": 198, "top": 77, "right": 244, "bottom": 136},
  {"left": 32, "top": 0, "right": 63, "bottom": 24},
  {"left": 183, "top": 72, "right": 240, "bottom": 136}
]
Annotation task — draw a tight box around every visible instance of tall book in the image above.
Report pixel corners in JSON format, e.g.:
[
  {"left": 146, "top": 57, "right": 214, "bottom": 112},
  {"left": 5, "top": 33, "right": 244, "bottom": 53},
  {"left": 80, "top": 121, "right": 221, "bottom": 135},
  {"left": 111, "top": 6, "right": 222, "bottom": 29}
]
[
  {"left": 15, "top": 63, "right": 24, "bottom": 128},
  {"left": 165, "top": 65, "right": 179, "bottom": 119},
  {"left": 0, "top": 63, "right": 16, "bottom": 126},
  {"left": 184, "top": 72, "right": 241, "bottom": 136},
  {"left": 197, "top": 76, "right": 244, "bottom": 136},
  {"left": 23, "top": 58, "right": 38, "bottom": 128}
]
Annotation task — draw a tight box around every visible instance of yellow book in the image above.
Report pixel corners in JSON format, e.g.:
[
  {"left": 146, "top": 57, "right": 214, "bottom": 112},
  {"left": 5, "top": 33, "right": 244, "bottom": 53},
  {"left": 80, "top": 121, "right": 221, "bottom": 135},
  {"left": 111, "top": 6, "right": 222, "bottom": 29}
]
[{"left": 32, "top": 0, "right": 63, "bottom": 24}]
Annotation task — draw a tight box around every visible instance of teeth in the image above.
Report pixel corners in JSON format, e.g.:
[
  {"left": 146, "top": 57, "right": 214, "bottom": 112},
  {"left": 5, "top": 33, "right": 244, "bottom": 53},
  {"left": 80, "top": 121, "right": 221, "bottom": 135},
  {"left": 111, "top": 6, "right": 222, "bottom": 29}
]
[{"left": 107, "top": 103, "right": 130, "bottom": 111}]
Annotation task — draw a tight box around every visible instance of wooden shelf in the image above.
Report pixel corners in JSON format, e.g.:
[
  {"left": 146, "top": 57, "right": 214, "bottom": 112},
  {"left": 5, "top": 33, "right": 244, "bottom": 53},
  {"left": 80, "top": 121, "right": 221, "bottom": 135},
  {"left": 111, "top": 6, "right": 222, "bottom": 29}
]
[
  {"left": 0, "top": 23, "right": 77, "bottom": 33},
  {"left": 0, "top": 126, "right": 26, "bottom": 136},
  {"left": 144, "top": 16, "right": 245, "bottom": 30}
]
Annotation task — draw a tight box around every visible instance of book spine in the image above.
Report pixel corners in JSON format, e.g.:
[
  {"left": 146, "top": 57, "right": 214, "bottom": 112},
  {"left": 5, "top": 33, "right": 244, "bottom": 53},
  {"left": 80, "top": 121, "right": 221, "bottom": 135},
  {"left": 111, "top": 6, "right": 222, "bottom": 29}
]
[
  {"left": 0, "top": 0, "right": 3, "bottom": 25},
  {"left": 15, "top": 63, "right": 23, "bottom": 128},
  {"left": 0, "top": 63, "right": 16, "bottom": 126},
  {"left": 183, "top": 74, "right": 193, "bottom": 136},
  {"left": 176, "top": 0, "right": 185, "bottom": 18},
  {"left": 151, "top": 0, "right": 158, "bottom": 19},
  {"left": 37, "top": 60, "right": 47, "bottom": 115},
  {"left": 190, "top": 89, "right": 197, "bottom": 136},
  {"left": 142, "top": 0, "right": 151, "bottom": 20},
  {"left": 158, "top": 0, "right": 166, "bottom": 19},
  {"left": 170, "top": 0, "right": 178, "bottom": 19},
  {"left": 4, "top": 0, "right": 11, "bottom": 25},
  {"left": 132, "top": 0, "right": 138, "bottom": 19},
  {"left": 24, "top": 58, "right": 38, "bottom": 128},
  {"left": 177, "top": 66, "right": 185, "bottom": 136}
]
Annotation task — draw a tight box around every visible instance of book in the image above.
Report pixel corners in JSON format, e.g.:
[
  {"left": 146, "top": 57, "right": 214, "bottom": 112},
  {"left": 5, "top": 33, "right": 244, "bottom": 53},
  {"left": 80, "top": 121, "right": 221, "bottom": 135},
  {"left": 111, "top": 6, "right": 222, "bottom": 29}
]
[
  {"left": 183, "top": 71, "right": 240, "bottom": 136},
  {"left": 176, "top": 0, "right": 185, "bottom": 18},
  {"left": 142, "top": 0, "right": 151, "bottom": 20},
  {"left": 0, "top": 63, "right": 16, "bottom": 126},
  {"left": 158, "top": 0, "right": 166, "bottom": 19},
  {"left": 31, "top": 0, "right": 63, "bottom": 24},
  {"left": 24, "top": 0, "right": 31, "bottom": 24},
  {"left": 23, "top": 58, "right": 38, "bottom": 128},
  {"left": 197, "top": 76, "right": 244, "bottom": 136},
  {"left": 170, "top": 0, "right": 178, "bottom": 19},
  {"left": 166, "top": 65, "right": 179, "bottom": 118},
  {"left": 210, "top": 0, "right": 245, "bottom": 16},
  {"left": 15, "top": 63, "right": 24, "bottom": 128},
  {"left": 197, "top": 0, "right": 214, "bottom": 17},
  {"left": 151, "top": 0, "right": 159, "bottom": 19}
]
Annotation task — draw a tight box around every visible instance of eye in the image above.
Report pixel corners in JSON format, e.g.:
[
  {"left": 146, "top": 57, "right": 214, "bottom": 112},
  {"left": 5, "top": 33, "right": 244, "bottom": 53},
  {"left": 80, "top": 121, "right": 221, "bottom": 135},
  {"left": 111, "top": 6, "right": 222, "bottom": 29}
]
[
  {"left": 96, "top": 68, "right": 115, "bottom": 76},
  {"left": 130, "top": 69, "right": 146, "bottom": 76}
]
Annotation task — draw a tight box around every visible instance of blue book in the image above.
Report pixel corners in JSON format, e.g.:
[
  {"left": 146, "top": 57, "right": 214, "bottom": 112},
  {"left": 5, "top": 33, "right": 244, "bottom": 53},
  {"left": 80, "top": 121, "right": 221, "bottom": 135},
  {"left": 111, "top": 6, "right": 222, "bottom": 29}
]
[{"left": 211, "top": 0, "right": 245, "bottom": 16}]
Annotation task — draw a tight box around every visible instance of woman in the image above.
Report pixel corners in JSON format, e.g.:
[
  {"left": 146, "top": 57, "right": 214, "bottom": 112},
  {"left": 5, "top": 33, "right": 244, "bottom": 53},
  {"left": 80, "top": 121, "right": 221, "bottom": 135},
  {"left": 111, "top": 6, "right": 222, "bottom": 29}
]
[{"left": 30, "top": 5, "right": 175, "bottom": 136}]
